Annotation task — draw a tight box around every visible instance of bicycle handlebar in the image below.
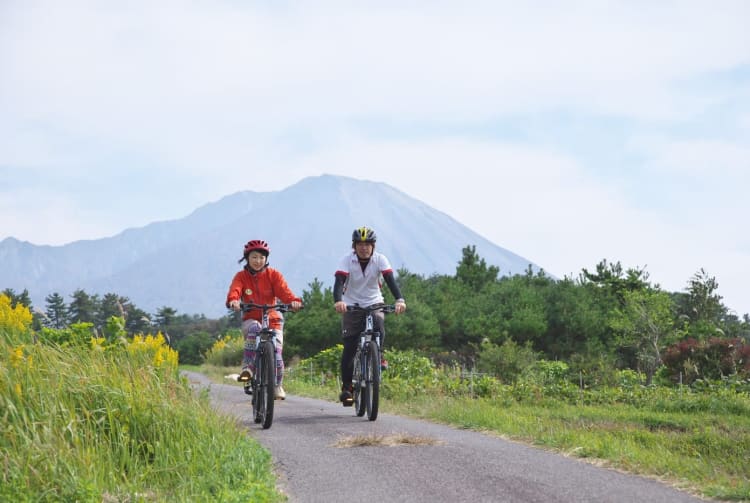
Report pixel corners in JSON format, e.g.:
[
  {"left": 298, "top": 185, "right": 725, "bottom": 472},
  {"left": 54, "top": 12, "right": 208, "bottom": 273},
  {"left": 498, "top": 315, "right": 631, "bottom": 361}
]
[
  {"left": 240, "top": 302, "right": 301, "bottom": 314},
  {"left": 345, "top": 304, "right": 396, "bottom": 314}
]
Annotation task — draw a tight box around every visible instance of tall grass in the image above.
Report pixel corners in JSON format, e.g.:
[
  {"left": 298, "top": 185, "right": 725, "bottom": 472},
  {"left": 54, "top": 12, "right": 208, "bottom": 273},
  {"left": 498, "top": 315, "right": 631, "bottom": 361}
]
[{"left": 0, "top": 296, "right": 283, "bottom": 503}]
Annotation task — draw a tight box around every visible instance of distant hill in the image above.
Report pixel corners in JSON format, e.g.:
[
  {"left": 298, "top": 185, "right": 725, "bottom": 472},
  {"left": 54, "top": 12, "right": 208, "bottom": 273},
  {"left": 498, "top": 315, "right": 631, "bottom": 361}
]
[{"left": 0, "top": 175, "right": 542, "bottom": 317}]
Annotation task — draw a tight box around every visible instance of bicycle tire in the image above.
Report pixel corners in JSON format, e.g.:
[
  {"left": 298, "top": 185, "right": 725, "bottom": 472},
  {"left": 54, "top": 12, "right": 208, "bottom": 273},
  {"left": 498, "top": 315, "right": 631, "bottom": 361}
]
[
  {"left": 353, "top": 348, "right": 366, "bottom": 417},
  {"left": 252, "top": 357, "right": 263, "bottom": 424},
  {"left": 261, "top": 340, "right": 276, "bottom": 429},
  {"left": 366, "top": 341, "right": 380, "bottom": 421},
  {"left": 255, "top": 340, "right": 276, "bottom": 429}
]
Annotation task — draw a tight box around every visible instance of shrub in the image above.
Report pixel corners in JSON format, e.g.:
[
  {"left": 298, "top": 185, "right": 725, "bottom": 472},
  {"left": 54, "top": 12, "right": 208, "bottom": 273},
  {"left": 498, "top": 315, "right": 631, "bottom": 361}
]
[
  {"left": 521, "top": 359, "right": 570, "bottom": 385},
  {"left": 174, "top": 331, "right": 216, "bottom": 365},
  {"left": 204, "top": 332, "right": 244, "bottom": 367},
  {"left": 662, "top": 337, "right": 749, "bottom": 384},
  {"left": 476, "top": 338, "right": 538, "bottom": 383}
]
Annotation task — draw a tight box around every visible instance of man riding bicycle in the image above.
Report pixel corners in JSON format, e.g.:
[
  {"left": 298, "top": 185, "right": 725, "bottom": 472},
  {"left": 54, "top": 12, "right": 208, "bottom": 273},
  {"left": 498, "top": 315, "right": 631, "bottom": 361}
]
[{"left": 333, "top": 226, "right": 406, "bottom": 405}]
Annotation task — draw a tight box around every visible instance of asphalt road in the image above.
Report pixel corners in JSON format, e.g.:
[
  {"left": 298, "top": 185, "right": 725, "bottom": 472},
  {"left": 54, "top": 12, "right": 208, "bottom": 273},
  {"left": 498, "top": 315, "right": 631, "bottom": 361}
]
[{"left": 184, "top": 372, "right": 710, "bottom": 503}]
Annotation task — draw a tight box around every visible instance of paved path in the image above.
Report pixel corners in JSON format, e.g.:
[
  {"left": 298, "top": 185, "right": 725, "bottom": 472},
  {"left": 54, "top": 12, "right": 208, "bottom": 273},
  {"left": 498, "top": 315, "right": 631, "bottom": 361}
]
[{"left": 185, "top": 372, "right": 711, "bottom": 503}]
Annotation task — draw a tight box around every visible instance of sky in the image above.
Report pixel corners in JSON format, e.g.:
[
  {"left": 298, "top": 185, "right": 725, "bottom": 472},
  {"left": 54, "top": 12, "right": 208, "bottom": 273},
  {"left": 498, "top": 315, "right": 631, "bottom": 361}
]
[{"left": 1, "top": 1, "right": 749, "bottom": 316}]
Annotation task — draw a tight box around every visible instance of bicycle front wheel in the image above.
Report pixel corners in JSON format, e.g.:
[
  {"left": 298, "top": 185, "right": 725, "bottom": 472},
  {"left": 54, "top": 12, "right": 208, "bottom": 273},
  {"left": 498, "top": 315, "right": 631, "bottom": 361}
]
[
  {"left": 353, "top": 349, "right": 365, "bottom": 417},
  {"left": 365, "top": 342, "right": 380, "bottom": 421},
  {"left": 255, "top": 340, "right": 276, "bottom": 429}
]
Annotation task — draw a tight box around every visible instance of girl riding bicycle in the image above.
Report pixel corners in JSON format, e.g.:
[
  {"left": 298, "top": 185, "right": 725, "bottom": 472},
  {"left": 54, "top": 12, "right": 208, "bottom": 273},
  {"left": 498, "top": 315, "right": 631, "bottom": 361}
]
[
  {"left": 333, "top": 227, "right": 406, "bottom": 405},
  {"left": 226, "top": 239, "right": 302, "bottom": 400}
]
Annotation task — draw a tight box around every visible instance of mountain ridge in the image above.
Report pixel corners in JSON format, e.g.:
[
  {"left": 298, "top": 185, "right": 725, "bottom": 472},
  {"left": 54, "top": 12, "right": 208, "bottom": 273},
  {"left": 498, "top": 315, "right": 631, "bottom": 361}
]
[{"left": 0, "top": 175, "right": 542, "bottom": 317}]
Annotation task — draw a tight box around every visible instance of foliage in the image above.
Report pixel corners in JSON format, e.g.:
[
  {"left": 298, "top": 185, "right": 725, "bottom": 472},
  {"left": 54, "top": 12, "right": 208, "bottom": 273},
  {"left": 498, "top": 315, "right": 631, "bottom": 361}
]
[
  {"left": 661, "top": 337, "right": 750, "bottom": 384},
  {"left": 292, "top": 344, "right": 343, "bottom": 382},
  {"left": 103, "top": 315, "right": 127, "bottom": 340},
  {"left": 455, "top": 245, "right": 499, "bottom": 290},
  {"left": 44, "top": 292, "right": 68, "bottom": 328},
  {"left": 204, "top": 331, "right": 244, "bottom": 367},
  {"left": 174, "top": 331, "right": 216, "bottom": 365},
  {"left": 7, "top": 247, "right": 750, "bottom": 384},
  {"left": 521, "top": 359, "right": 570, "bottom": 385},
  {"left": 476, "top": 338, "right": 539, "bottom": 382},
  {"left": 609, "top": 288, "right": 682, "bottom": 382},
  {"left": 0, "top": 293, "right": 33, "bottom": 343},
  {"left": 283, "top": 278, "right": 340, "bottom": 359},
  {"left": 37, "top": 322, "right": 97, "bottom": 347},
  {"left": 1, "top": 304, "right": 281, "bottom": 502},
  {"left": 384, "top": 292, "right": 442, "bottom": 351}
]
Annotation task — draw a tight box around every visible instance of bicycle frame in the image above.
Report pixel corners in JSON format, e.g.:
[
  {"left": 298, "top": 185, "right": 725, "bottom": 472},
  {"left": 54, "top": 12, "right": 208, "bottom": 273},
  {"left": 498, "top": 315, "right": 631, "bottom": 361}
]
[
  {"left": 347, "top": 304, "right": 395, "bottom": 421},
  {"left": 239, "top": 303, "right": 291, "bottom": 430}
]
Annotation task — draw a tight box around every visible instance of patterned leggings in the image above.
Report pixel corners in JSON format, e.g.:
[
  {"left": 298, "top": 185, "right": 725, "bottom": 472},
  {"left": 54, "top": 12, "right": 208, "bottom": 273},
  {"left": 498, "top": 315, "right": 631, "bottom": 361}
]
[{"left": 241, "top": 319, "right": 284, "bottom": 386}]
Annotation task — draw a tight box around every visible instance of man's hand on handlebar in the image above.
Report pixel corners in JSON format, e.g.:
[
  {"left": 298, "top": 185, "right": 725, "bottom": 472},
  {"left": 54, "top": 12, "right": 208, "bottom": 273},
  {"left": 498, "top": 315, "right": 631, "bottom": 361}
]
[
  {"left": 290, "top": 300, "right": 303, "bottom": 312},
  {"left": 334, "top": 301, "right": 347, "bottom": 314},
  {"left": 228, "top": 300, "right": 241, "bottom": 311},
  {"left": 395, "top": 298, "right": 406, "bottom": 314}
]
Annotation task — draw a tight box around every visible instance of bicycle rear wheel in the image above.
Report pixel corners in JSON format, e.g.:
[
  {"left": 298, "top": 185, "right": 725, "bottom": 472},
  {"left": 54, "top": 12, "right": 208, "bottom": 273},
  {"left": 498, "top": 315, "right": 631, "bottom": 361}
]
[
  {"left": 254, "top": 340, "right": 276, "bottom": 429},
  {"left": 365, "top": 342, "right": 380, "bottom": 421}
]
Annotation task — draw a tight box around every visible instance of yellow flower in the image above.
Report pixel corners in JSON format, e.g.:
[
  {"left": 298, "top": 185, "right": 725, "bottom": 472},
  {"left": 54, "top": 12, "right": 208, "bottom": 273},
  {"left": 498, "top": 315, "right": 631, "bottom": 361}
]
[
  {"left": 10, "top": 345, "right": 24, "bottom": 368},
  {"left": 0, "top": 294, "right": 33, "bottom": 332}
]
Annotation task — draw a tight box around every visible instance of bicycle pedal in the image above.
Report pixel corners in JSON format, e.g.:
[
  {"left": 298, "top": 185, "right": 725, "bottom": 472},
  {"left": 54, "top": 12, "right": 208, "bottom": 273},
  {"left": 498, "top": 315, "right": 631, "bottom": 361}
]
[{"left": 342, "top": 399, "right": 353, "bottom": 407}]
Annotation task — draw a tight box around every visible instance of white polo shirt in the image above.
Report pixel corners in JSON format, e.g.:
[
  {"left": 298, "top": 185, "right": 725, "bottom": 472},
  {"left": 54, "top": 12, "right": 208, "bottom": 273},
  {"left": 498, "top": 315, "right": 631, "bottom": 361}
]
[{"left": 335, "top": 250, "right": 394, "bottom": 306}]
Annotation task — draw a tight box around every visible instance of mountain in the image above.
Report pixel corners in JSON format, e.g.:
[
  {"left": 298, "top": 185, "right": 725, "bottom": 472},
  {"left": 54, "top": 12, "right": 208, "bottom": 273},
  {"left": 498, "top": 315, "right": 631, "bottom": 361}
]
[{"left": 0, "top": 175, "right": 542, "bottom": 318}]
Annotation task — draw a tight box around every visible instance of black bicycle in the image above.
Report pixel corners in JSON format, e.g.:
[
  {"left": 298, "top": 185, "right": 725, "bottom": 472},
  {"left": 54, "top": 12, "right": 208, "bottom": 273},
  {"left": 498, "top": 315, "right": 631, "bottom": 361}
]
[
  {"left": 347, "top": 304, "right": 396, "bottom": 421},
  {"left": 238, "top": 303, "right": 294, "bottom": 429}
]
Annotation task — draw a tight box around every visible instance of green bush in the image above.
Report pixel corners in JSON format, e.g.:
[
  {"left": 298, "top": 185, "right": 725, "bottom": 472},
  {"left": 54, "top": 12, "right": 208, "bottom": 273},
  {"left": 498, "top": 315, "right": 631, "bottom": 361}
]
[
  {"left": 521, "top": 359, "right": 570, "bottom": 385},
  {"left": 476, "top": 338, "right": 538, "bottom": 382},
  {"left": 204, "top": 331, "right": 244, "bottom": 367},
  {"left": 174, "top": 331, "right": 216, "bottom": 365}
]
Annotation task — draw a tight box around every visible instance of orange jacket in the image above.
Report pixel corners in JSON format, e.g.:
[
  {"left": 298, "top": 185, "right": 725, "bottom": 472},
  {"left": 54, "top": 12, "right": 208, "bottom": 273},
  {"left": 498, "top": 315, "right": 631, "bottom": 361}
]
[{"left": 225, "top": 266, "right": 301, "bottom": 329}]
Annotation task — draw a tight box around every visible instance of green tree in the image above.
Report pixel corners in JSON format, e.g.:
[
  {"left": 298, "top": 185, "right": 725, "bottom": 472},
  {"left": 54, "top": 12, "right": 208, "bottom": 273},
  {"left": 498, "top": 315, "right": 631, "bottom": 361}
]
[
  {"left": 174, "top": 332, "right": 215, "bottom": 365},
  {"left": 543, "top": 276, "right": 610, "bottom": 360},
  {"left": 610, "top": 288, "right": 682, "bottom": 383},
  {"left": 386, "top": 296, "right": 441, "bottom": 351},
  {"left": 155, "top": 306, "right": 178, "bottom": 328},
  {"left": 477, "top": 338, "right": 539, "bottom": 382},
  {"left": 103, "top": 316, "right": 127, "bottom": 341},
  {"left": 486, "top": 273, "right": 548, "bottom": 348},
  {"left": 283, "top": 278, "right": 340, "bottom": 359},
  {"left": 2, "top": 288, "right": 32, "bottom": 309},
  {"left": 428, "top": 275, "right": 474, "bottom": 349},
  {"left": 125, "top": 306, "right": 152, "bottom": 334},
  {"left": 98, "top": 293, "right": 128, "bottom": 328},
  {"left": 676, "top": 268, "right": 727, "bottom": 340},
  {"left": 44, "top": 292, "right": 68, "bottom": 329},
  {"left": 455, "top": 245, "right": 499, "bottom": 291},
  {"left": 68, "top": 289, "right": 98, "bottom": 324},
  {"left": 580, "top": 259, "right": 650, "bottom": 307}
]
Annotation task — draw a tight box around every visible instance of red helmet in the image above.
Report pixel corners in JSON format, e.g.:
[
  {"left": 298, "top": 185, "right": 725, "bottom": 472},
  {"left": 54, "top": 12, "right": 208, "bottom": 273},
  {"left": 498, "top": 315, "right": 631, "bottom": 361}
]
[{"left": 243, "top": 239, "right": 270, "bottom": 257}]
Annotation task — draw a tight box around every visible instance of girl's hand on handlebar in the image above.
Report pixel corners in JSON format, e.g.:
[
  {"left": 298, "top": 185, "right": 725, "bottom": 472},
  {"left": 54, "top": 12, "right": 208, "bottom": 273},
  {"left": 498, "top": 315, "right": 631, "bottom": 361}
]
[
  {"left": 334, "top": 301, "right": 347, "bottom": 313},
  {"left": 290, "top": 300, "right": 303, "bottom": 312},
  {"left": 228, "top": 300, "right": 240, "bottom": 311}
]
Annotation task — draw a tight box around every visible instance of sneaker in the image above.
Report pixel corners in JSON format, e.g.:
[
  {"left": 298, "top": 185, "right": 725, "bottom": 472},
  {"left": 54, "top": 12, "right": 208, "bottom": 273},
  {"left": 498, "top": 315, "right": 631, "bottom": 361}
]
[
  {"left": 339, "top": 385, "right": 353, "bottom": 406},
  {"left": 243, "top": 383, "right": 252, "bottom": 396},
  {"left": 238, "top": 368, "right": 253, "bottom": 382},
  {"left": 275, "top": 385, "right": 286, "bottom": 400},
  {"left": 380, "top": 358, "right": 388, "bottom": 371}
]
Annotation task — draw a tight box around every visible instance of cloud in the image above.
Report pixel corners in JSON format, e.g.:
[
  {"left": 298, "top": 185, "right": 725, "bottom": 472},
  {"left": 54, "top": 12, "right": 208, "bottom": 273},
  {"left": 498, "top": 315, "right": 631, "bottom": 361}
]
[{"left": 2, "top": 0, "right": 749, "bottom": 313}]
